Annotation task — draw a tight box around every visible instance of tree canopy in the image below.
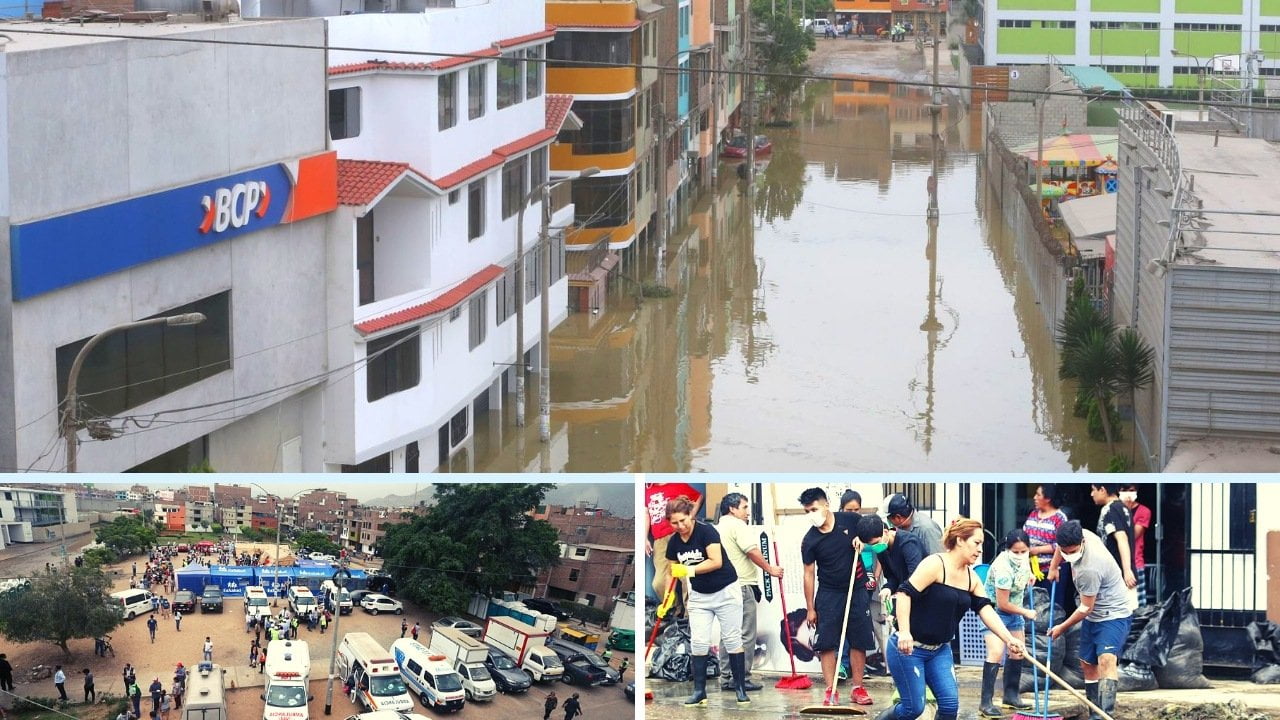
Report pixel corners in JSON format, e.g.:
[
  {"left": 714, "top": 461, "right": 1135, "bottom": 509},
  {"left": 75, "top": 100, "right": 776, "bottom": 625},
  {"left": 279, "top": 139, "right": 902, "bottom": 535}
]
[
  {"left": 294, "top": 531, "right": 340, "bottom": 556},
  {"left": 95, "top": 514, "right": 157, "bottom": 556},
  {"left": 0, "top": 567, "right": 122, "bottom": 656},
  {"left": 379, "top": 484, "right": 562, "bottom": 615}
]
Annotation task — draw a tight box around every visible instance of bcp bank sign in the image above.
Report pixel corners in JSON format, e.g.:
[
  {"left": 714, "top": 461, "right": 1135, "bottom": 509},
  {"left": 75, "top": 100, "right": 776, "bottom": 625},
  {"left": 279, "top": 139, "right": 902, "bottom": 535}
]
[{"left": 10, "top": 152, "right": 338, "bottom": 300}]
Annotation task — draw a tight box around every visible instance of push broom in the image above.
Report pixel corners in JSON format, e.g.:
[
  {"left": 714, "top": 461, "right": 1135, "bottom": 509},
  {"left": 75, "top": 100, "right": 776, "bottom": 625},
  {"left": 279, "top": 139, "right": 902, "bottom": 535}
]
[
  {"left": 772, "top": 541, "right": 812, "bottom": 690},
  {"left": 1015, "top": 582, "right": 1062, "bottom": 720}
]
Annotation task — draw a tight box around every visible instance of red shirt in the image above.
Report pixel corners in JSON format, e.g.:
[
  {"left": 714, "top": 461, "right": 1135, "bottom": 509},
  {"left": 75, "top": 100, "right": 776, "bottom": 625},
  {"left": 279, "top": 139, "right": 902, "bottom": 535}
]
[
  {"left": 646, "top": 483, "right": 702, "bottom": 540},
  {"left": 1131, "top": 503, "right": 1151, "bottom": 570}
]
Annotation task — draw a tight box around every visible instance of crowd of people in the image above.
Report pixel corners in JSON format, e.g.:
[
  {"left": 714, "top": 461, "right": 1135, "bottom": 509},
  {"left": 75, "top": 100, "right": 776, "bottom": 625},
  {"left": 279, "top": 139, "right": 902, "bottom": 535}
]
[{"left": 647, "top": 482, "right": 1153, "bottom": 720}]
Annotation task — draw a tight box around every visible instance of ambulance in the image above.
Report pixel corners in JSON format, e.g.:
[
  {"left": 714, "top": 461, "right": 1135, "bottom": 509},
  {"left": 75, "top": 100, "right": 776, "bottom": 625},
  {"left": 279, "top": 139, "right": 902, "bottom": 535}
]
[
  {"left": 262, "top": 640, "right": 311, "bottom": 720},
  {"left": 335, "top": 633, "right": 413, "bottom": 713},
  {"left": 391, "top": 639, "right": 466, "bottom": 712}
]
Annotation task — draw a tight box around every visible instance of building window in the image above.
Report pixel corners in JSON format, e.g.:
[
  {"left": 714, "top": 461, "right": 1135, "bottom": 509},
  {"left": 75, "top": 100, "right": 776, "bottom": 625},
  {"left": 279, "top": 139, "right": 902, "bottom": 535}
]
[
  {"left": 498, "top": 51, "right": 523, "bottom": 109},
  {"left": 525, "top": 46, "right": 543, "bottom": 99},
  {"left": 997, "top": 19, "right": 1031, "bottom": 28},
  {"left": 530, "top": 147, "right": 547, "bottom": 193},
  {"left": 1090, "top": 21, "right": 1158, "bottom": 30},
  {"left": 329, "top": 87, "right": 361, "bottom": 140},
  {"left": 468, "top": 292, "right": 487, "bottom": 351},
  {"left": 365, "top": 328, "right": 420, "bottom": 402},
  {"left": 56, "top": 292, "right": 232, "bottom": 419},
  {"left": 548, "top": 33, "right": 633, "bottom": 66},
  {"left": 1038, "top": 20, "right": 1075, "bottom": 29},
  {"left": 357, "top": 211, "right": 375, "bottom": 306},
  {"left": 1174, "top": 23, "right": 1241, "bottom": 32},
  {"left": 571, "top": 97, "right": 635, "bottom": 155},
  {"left": 468, "top": 179, "right": 485, "bottom": 240},
  {"left": 572, "top": 175, "right": 632, "bottom": 229},
  {"left": 439, "top": 71, "right": 458, "bottom": 131},
  {"left": 610, "top": 575, "right": 621, "bottom": 589},
  {"left": 502, "top": 156, "right": 529, "bottom": 220},
  {"left": 449, "top": 407, "right": 468, "bottom": 448},
  {"left": 449, "top": 189, "right": 461, "bottom": 205},
  {"left": 496, "top": 266, "right": 516, "bottom": 323},
  {"left": 573, "top": 546, "right": 588, "bottom": 558},
  {"left": 568, "top": 569, "right": 580, "bottom": 581},
  {"left": 468, "top": 64, "right": 486, "bottom": 120}
]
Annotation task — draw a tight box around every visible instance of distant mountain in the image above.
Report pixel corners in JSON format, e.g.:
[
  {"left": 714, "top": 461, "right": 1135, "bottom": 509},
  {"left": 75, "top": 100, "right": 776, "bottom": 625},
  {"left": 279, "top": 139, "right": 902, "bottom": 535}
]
[{"left": 359, "top": 483, "right": 633, "bottom": 517}]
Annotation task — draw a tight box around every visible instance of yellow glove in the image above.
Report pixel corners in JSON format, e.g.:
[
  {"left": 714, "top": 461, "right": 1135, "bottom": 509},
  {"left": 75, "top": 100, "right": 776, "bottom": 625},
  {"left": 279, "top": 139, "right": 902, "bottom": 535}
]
[
  {"left": 671, "top": 563, "right": 691, "bottom": 579},
  {"left": 1031, "top": 560, "right": 1045, "bottom": 582},
  {"left": 656, "top": 590, "right": 676, "bottom": 619}
]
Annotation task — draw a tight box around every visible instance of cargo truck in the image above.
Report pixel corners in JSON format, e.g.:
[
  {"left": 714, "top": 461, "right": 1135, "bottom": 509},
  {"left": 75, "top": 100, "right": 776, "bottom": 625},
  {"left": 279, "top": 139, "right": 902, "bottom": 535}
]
[
  {"left": 482, "top": 616, "right": 563, "bottom": 684},
  {"left": 428, "top": 628, "right": 496, "bottom": 702}
]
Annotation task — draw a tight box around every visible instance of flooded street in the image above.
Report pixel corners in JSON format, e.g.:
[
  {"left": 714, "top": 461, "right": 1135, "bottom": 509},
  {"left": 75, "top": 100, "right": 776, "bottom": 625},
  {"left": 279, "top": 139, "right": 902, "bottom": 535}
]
[{"left": 446, "top": 43, "right": 1112, "bottom": 473}]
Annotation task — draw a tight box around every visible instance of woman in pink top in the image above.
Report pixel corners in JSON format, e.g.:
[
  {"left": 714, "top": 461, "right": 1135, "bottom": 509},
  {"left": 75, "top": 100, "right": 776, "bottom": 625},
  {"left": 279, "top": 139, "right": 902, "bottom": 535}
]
[{"left": 1021, "top": 484, "right": 1075, "bottom": 614}]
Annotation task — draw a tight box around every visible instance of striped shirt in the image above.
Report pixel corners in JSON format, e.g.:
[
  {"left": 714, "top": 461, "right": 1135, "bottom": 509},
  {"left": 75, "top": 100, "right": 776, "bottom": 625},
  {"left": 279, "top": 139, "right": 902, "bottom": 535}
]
[{"left": 1023, "top": 508, "right": 1067, "bottom": 571}]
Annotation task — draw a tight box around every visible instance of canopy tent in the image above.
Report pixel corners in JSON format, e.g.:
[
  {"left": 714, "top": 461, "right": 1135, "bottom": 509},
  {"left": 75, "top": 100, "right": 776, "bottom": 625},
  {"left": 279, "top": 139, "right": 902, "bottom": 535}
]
[
  {"left": 1013, "top": 134, "right": 1119, "bottom": 168},
  {"left": 175, "top": 563, "right": 211, "bottom": 593},
  {"left": 255, "top": 565, "right": 368, "bottom": 595}
]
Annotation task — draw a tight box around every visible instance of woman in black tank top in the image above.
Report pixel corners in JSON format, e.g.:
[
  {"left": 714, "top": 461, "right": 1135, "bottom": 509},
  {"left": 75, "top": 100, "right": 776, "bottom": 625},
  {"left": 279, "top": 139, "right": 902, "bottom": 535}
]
[{"left": 874, "top": 518, "right": 1027, "bottom": 720}]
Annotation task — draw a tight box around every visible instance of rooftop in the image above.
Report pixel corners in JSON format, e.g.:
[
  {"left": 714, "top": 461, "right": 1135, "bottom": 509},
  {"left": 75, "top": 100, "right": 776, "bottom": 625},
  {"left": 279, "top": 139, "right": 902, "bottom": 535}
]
[
  {"left": 0, "top": 18, "right": 305, "bottom": 52},
  {"left": 1173, "top": 130, "right": 1280, "bottom": 270}
]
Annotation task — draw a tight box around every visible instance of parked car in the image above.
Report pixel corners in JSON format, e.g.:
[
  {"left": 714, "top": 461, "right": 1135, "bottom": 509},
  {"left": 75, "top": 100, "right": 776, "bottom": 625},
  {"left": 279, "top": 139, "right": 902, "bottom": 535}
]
[
  {"left": 360, "top": 594, "right": 403, "bottom": 615},
  {"left": 432, "top": 617, "right": 482, "bottom": 639},
  {"left": 483, "top": 649, "right": 531, "bottom": 694},
  {"left": 348, "top": 589, "right": 375, "bottom": 605},
  {"left": 803, "top": 17, "right": 833, "bottom": 34},
  {"left": 557, "top": 659, "right": 606, "bottom": 687},
  {"left": 200, "top": 585, "right": 224, "bottom": 613},
  {"left": 546, "top": 640, "right": 620, "bottom": 685},
  {"left": 520, "top": 598, "right": 569, "bottom": 621},
  {"left": 176, "top": 544, "right": 190, "bottom": 553},
  {"left": 624, "top": 681, "right": 634, "bottom": 702},
  {"left": 309, "top": 552, "right": 336, "bottom": 562},
  {"left": 172, "top": 590, "right": 197, "bottom": 614}
]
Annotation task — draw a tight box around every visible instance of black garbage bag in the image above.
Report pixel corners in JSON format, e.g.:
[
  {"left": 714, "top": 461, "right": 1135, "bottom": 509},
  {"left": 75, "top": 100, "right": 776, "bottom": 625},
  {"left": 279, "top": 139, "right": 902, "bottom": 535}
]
[
  {"left": 1057, "top": 620, "right": 1085, "bottom": 688},
  {"left": 781, "top": 607, "right": 817, "bottom": 663},
  {"left": 1123, "top": 597, "right": 1180, "bottom": 668},
  {"left": 1021, "top": 588, "right": 1068, "bottom": 693},
  {"left": 647, "top": 617, "right": 722, "bottom": 681},
  {"left": 1245, "top": 620, "right": 1280, "bottom": 684},
  {"left": 1153, "top": 588, "right": 1211, "bottom": 689},
  {"left": 1118, "top": 662, "right": 1159, "bottom": 692}
]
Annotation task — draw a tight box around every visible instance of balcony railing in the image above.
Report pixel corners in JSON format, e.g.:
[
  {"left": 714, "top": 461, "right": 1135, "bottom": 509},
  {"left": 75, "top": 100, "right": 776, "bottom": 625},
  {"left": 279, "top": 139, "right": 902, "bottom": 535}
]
[{"left": 550, "top": 181, "right": 573, "bottom": 215}]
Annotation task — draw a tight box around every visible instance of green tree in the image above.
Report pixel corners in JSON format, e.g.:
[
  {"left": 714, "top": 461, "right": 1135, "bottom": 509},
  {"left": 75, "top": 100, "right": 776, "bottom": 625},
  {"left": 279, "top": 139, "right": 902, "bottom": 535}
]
[
  {"left": 82, "top": 547, "right": 119, "bottom": 567},
  {"left": 210, "top": 523, "right": 224, "bottom": 535},
  {"left": 1114, "top": 327, "right": 1156, "bottom": 464},
  {"left": 1061, "top": 326, "right": 1120, "bottom": 456},
  {"left": 750, "top": 1, "right": 816, "bottom": 122},
  {"left": 293, "top": 531, "right": 340, "bottom": 556},
  {"left": 0, "top": 567, "right": 122, "bottom": 656},
  {"left": 379, "top": 484, "right": 562, "bottom": 615},
  {"left": 95, "top": 515, "right": 157, "bottom": 556}
]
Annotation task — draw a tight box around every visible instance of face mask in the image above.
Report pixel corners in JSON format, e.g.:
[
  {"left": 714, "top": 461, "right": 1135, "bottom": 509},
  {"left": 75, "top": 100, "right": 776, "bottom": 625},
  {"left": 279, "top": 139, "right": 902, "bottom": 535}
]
[
  {"left": 1119, "top": 491, "right": 1138, "bottom": 503},
  {"left": 1062, "top": 548, "right": 1084, "bottom": 564},
  {"left": 869, "top": 541, "right": 888, "bottom": 554},
  {"left": 809, "top": 510, "right": 827, "bottom": 528},
  {"left": 1010, "top": 551, "right": 1029, "bottom": 564}
]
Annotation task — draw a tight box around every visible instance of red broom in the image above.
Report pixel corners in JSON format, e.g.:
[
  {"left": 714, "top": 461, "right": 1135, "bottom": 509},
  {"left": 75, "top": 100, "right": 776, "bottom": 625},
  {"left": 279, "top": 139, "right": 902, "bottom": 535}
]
[{"left": 773, "top": 541, "right": 813, "bottom": 690}]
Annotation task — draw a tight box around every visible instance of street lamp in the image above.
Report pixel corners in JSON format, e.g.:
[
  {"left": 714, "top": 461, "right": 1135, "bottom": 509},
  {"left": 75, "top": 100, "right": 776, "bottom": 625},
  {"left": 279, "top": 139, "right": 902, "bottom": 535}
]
[
  {"left": 537, "top": 167, "right": 599, "bottom": 444},
  {"left": 61, "top": 312, "right": 205, "bottom": 472},
  {"left": 249, "top": 484, "right": 323, "bottom": 607},
  {"left": 322, "top": 566, "right": 352, "bottom": 715}
]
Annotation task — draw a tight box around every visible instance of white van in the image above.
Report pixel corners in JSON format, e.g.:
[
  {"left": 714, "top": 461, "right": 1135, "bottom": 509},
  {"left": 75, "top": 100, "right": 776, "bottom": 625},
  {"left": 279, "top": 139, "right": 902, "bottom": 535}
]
[
  {"left": 245, "top": 586, "right": 272, "bottom": 620},
  {"left": 287, "top": 587, "right": 317, "bottom": 616},
  {"left": 182, "top": 664, "right": 228, "bottom": 720},
  {"left": 263, "top": 640, "right": 311, "bottom": 720},
  {"left": 111, "top": 589, "right": 155, "bottom": 620},
  {"left": 336, "top": 633, "right": 413, "bottom": 713},
  {"left": 390, "top": 640, "right": 466, "bottom": 713},
  {"left": 321, "top": 581, "right": 354, "bottom": 615}
]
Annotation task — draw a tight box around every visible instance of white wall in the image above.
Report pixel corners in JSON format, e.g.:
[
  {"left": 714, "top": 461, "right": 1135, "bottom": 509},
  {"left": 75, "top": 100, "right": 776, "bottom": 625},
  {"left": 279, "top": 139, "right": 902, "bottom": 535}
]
[{"left": 371, "top": 194, "right": 435, "bottom": 301}]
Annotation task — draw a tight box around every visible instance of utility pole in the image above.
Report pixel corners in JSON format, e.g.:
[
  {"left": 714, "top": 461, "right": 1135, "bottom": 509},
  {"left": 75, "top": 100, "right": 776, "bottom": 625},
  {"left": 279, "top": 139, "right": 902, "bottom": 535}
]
[
  {"left": 656, "top": 68, "right": 668, "bottom": 249},
  {"left": 322, "top": 567, "right": 351, "bottom": 715},
  {"left": 744, "top": 0, "right": 756, "bottom": 184},
  {"left": 538, "top": 188, "right": 552, "bottom": 445},
  {"left": 926, "top": 0, "right": 941, "bottom": 221},
  {"left": 513, "top": 199, "right": 528, "bottom": 427}
]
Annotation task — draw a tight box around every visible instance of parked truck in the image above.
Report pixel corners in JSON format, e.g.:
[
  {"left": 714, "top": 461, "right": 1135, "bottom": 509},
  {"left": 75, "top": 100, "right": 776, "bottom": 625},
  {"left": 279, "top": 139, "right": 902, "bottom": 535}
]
[
  {"left": 262, "top": 640, "right": 311, "bottom": 720},
  {"left": 182, "top": 664, "right": 228, "bottom": 720},
  {"left": 429, "top": 628, "right": 496, "bottom": 702},
  {"left": 482, "top": 616, "right": 563, "bottom": 684}
]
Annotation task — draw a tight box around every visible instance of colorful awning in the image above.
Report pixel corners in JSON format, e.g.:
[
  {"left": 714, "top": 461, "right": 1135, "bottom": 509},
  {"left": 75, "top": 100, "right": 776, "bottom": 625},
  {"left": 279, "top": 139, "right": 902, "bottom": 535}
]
[{"left": 1013, "top": 134, "right": 1119, "bottom": 168}]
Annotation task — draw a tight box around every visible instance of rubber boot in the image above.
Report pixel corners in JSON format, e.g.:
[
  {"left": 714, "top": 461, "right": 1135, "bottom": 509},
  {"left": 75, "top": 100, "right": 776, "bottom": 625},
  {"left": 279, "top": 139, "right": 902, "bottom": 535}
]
[
  {"left": 684, "top": 655, "right": 708, "bottom": 707},
  {"left": 1099, "top": 679, "right": 1118, "bottom": 718},
  {"left": 729, "top": 652, "right": 750, "bottom": 705},
  {"left": 875, "top": 707, "right": 897, "bottom": 720},
  {"left": 720, "top": 663, "right": 734, "bottom": 691},
  {"left": 1001, "top": 658, "right": 1031, "bottom": 710},
  {"left": 1084, "top": 682, "right": 1101, "bottom": 720},
  {"left": 979, "top": 662, "right": 1004, "bottom": 718}
]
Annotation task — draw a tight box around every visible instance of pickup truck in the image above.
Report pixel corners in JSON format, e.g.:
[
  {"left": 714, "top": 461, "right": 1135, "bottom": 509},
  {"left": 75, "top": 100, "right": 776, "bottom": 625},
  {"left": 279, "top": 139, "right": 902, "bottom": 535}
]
[
  {"left": 201, "top": 585, "right": 224, "bottom": 613},
  {"left": 546, "top": 640, "right": 620, "bottom": 686},
  {"left": 173, "top": 590, "right": 197, "bottom": 614}
]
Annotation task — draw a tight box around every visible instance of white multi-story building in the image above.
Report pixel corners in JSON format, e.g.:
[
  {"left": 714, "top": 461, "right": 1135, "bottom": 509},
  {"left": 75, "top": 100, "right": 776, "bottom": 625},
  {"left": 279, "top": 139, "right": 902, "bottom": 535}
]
[
  {"left": 0, "top": 486, "right": 77, "bottom": 550},
  {"left": 0, "top": 18, "right": 338, "bottom": 474},
  {"left": 319, "top": 5, "right": 574, "bottom": 471}
]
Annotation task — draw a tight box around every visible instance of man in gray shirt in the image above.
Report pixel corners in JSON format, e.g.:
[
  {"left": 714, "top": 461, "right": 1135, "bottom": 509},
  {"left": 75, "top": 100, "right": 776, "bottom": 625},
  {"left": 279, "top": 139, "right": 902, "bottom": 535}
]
[
  {"left": 1047, "top": 521, "right": 1131, "bottom": 720},
  {"left": 885, "top": 494, "right": 943, "bottom": 555}
]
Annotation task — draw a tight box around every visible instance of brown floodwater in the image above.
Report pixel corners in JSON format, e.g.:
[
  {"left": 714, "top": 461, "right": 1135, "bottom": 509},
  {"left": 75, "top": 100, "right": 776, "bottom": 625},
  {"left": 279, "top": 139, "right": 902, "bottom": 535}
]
[{"left": 441, "top": 80, "right": 1112, "bottom": 473}]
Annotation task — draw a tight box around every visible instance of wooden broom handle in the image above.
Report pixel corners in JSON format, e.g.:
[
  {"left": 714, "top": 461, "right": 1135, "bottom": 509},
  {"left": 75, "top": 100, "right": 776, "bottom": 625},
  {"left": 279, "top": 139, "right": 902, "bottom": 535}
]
[{"left": 1021, "top": 654, "right": 1116, "bottom": 720}]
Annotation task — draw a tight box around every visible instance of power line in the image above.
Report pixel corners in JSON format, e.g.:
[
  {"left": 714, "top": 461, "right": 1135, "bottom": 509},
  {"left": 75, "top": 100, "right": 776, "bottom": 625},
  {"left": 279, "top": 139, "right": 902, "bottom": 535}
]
[{"left": 0, "top": 25, "right": 1272, "bottom": 113}]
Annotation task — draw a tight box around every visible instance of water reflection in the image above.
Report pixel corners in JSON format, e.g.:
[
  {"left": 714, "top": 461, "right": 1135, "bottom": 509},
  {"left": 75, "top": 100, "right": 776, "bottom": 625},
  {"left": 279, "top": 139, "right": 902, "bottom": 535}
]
[{"left": 450, "top": 78, "right": 1112, "bottom": 473}]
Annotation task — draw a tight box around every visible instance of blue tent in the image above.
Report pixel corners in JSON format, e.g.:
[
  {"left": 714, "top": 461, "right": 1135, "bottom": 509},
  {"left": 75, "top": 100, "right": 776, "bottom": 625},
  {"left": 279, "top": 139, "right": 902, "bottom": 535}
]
[
  {"left": 255, "top": 566, "right": 297, "bottom": 597},
  {"left": 209, "top": 565, "right": 256, "bottom": 597},
  {"left": 175, "top": 564, "right": 210, "bottom": 593},
  {"left": 292, "top": 566, "right": 335, "bottom": 592}
]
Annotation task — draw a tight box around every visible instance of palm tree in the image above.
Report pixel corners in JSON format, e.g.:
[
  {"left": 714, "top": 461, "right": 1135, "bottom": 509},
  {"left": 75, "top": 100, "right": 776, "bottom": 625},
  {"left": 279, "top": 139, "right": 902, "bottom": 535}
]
[
  {"left": 1059, "top": 326, "right": 1121, "bottom": 456},
  {"left": 1114, "top": 327, "right": 1156, "bottom": 464}
]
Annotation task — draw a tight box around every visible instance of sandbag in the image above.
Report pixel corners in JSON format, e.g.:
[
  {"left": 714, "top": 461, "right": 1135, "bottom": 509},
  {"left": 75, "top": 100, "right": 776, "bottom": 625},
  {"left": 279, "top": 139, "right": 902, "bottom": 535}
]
[
  {"left": 1245, "top": 620, "right": 1280, "bottom": 684},
  {"left": 1118, "top": 662, "right": 1158, "bottom": 692},
  {"left": 1153, "top": 588, "right": 1211, "bottom": 689},
  {"left": 1251, "top": 665, "right": 1280, "bottom": 684},
  {"left": 1123, "top": 596, "right": 1179, "bottom": 668}
]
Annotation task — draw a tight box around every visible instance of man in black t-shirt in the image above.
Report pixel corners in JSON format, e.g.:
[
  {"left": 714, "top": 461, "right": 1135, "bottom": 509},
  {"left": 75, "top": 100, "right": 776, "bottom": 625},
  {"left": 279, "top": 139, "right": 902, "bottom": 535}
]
[
  {"left": 800, "top": 488, "right": 877, "bottom": 707},
  {"left": 662, "top": 499, "right": 750, "bottom": 707},
  {"left": 1090, "top": 484, "right": 1138, "bottom": 608}
]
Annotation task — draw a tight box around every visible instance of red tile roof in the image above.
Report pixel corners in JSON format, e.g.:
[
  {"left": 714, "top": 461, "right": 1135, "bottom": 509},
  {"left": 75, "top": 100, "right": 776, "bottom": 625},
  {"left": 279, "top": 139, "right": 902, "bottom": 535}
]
[
  {"left": 432, "top": 153, "right": 506, "bottom": 191},
  {"left": 337, "top": 160, "right": 434, "bottom": 206},
  {"left": 553, "top": 20, "right": 641, "bottom": 30},
  {"left": 426, "top": 47, "right": 500, "bottom": 70},
  {"left": 545, "top": 94, "right": 575, "bottom": 132},
  {"left": 494, "top": 128, "right": 558, "bottom": 158},
  {"left": 329, "top": 60, "right": 431, "bottom": 77},
  {"left": 355, "top": 264, "right": 506, "bottom": 335},
  {"left": 496, "top": 26, "right": 557, "bottom": 49}
]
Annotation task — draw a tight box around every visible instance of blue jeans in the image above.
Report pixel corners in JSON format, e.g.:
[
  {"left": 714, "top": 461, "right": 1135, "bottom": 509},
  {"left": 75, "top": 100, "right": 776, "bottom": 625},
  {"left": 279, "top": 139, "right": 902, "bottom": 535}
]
[{"left": 884, "top": 634, "right": 959, "bottom": 720}]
